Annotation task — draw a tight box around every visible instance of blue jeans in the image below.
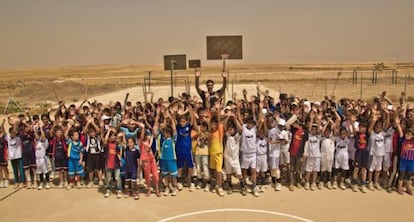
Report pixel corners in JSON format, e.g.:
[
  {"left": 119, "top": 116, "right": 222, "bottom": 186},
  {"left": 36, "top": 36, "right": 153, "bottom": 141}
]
[{"left": 105, "top": 168, "right": 122, "bottom": 190}]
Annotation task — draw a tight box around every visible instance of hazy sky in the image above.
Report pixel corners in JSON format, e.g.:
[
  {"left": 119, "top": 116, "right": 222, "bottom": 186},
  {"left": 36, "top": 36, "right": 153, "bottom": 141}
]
[{"left": 1, "top": 0, "right": 414, "bottom": 68}]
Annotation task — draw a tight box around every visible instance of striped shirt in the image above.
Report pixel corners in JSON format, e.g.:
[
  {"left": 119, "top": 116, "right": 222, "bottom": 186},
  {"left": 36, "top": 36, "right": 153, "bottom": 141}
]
[{"left": 400, "top": 137, "right": 414, "bottom": 160}]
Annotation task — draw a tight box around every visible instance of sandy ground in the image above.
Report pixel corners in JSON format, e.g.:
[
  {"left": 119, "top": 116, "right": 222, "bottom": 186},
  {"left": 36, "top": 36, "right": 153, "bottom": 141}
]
[{"left": 0, "top": 184, "right": 412, "bottom": 222}]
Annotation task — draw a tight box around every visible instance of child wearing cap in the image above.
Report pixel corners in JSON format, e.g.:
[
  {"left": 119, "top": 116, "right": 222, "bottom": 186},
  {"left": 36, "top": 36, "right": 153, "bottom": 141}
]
[{"left": 268, "top": 118, "right": 288, "bottom": 191}]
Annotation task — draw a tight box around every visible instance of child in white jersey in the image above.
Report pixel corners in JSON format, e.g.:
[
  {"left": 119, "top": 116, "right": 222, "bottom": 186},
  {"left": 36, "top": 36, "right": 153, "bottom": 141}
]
[
  {"left": 320, "top": 125, "right": 335, "bottom": 189},
  {"left": 34, "top": 122, "right": 50, "bottom": 190},
  {"left": 268, "top": 119, "right": 288, "bottom": 191},
  {"left": 333, "top": 127, "right": 351, "bottom": 190},
  {"left": 304, "top": 122, "right": 321, "bottom": 191},
  {"left": 223, "top": 114, "right": 245, "bottom": 195},
  {"left": 367, "top": 119, "right": 387, "bottom": 191},
  {"left": 256, "top": 123, "right": 268, "bottom": 195},
  {"left": 240, "top": 117, "right": 257, "bottom": 197}
]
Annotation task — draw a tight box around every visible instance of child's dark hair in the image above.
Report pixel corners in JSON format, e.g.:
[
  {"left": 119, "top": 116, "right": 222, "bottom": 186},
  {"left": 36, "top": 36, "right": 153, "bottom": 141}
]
[
  {"left": 164, "top": 126, "right": 173, "bottom": 135},
  {"left": 210, "top": 117, "right": 218, "bottom": 124},
  {"left": 200, "top": 122, "right": 209, "bottom": 130},
  {"left": 69, "top": 129, "right": 78, "bottom": 138}
]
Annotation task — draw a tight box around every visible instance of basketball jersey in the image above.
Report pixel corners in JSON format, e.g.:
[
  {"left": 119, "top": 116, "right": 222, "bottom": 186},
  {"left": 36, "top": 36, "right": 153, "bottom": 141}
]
[
  {"left": 241, "top": 124, "right": 256, "bottom": 154},
  {"left": 256, "top": 137, "right": 268, "bottom": 156}
]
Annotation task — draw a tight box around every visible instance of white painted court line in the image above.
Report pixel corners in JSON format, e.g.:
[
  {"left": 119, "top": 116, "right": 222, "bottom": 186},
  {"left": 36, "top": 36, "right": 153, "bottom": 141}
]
[{"left": 158, "top": 208, "right": 313, "bottom": 222}]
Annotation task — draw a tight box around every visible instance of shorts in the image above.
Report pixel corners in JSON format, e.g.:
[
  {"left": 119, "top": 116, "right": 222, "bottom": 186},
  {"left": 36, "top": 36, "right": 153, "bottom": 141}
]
[
  {"left": 0, "top": 161, "right": 7, "bottom": 167},
  {"left": 22, "top": 152, "right": 36, "bottom": 169},
  {"left": 209, "top": 153, "right": 223, "bottom": 172},
  {"left": 36, "top": 157, "right": 49, "bottom": 174},
  {"left": 354, "top": 149, "right": 370, "bottom": 169},
  {"left": 268, "top": 156, "right": 280, "bottom": 170},
  {"left": 241, "top": 153, "right": 256, "bottom": 169},
  {"left": 55, "top": 158, "right": 68, "bottom": 171},
  {"left": 305, "top": 157, "right": 321, "bottom": 172},
  {"left": 321, "top": 152, "right": 334, "bottom": 172},
  {"left": 383, "top": 152, "right": 392, "bottom": 169},
  {"left": 87, "top": 154, "right": 103, "bottom": 172},
  {"left": 256, "top": 155, "right": 268, "bottom": 173},
  {"left": 369, "top": 155, "right": 384, "bottom": 172},
  {"left": 224, "top": 158, "right": 242, "bottom": 176},
  {"left": 399, "top": 159, "right": 414, "bottom": 173},
  {"left": 176, "top": 151, "right": 194, "bottom": 169},
  {"left": 160, "top": 159, "right": 178, "bottom": 177},
  {"left": 280, "top": 151, "right": 290, "bottom": 165},
  {"left": 125, "top": 169, "right": 138, "bottom": 182},
  {"left": 335, "top": 150, "right": 349, "bottom": 170},
  {"left": 68, "top": 158, "right": 84, "bottom": 177}
]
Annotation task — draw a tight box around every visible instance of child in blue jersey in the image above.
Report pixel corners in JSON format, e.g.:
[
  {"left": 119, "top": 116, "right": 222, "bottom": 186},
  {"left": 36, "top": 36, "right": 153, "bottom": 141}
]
[
  {"left": 65, "top": 124, "right": 85, "bottom": 190},
  {"left": 124, "top": 138, "right": 140, "bottom": 200},
  {"left": 175, "top": 110, "right": 195, "bottom": 190},
  {"left": 154, "top": 107, "right": 179, "bottom": 196}
]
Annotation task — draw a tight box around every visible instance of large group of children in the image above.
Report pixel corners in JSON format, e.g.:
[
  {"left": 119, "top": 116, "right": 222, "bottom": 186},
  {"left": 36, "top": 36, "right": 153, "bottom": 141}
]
[{"left": 0, "top": 75, "right": 413, "bottom": 199}]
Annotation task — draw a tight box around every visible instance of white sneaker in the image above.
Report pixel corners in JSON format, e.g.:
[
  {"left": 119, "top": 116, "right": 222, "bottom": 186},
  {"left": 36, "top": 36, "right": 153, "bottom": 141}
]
[
  {"left": 99, "top": 180, "right": 104, "bottom": 187},
  {"left": 304, "top": 182, "right": 310, "bottom": 190},
  {"left": 104, "top": 190, "right": 111, "bottom": 198},
  {"left": 196, "top": 182, "right": 201, "bottom": 189},
  {"left": 361, "top": 185, "right": 367, "bottom": 193},
  {"left": 352, "top": 184, "right": 358, "bottom": 192},
  {"left": 45, "top": 183, "right": 50, "bottom": 189},
  {"left": 0, "top": 180, "right": 3, "bottom": 188},
  {"left": 367, "top": 183, "right": 374, "bottom": 191},
  {"left": 326, "top": 181, "right": 332, "bottom": 189},
  {"left": 4, "top": 180, "right": 9, "bottom": 188},
  {"left": 189, "top": 183, "right": 195, "bottom": 192},
  {"left": 339, "top": 182, "right": 346, "bottom": 190},
  {"left": 332, "top": 181, "right": 338, "bottom": 189},
  {"left": 38, "top": 184, "right": 43, "bottom": 190},
  {"left": 253, "top": 186, "right": 259, "bottom": 197},
  {"left": 275, "top": 183, "right": 282, "bottom": 191},
  {"left": 217, "top": 187, "right": 224, "bottom": 196},
  {"left": 171, "top": 188, "right": 178, "bottom": 196},
  {"left": 87, "top": 182, "right": 93, "bottom": 188},
  {"left": 310, "top": 183, "right": 316, "bottom": 191},
  {"left": 318, "top": 182, "right": 323, "bottom": 190},
  {"left": 163, "top": 189, "right": 170, "bottom": 196},
  {"left": 374, "top": 183, "right": 382, "bottom": 191},
  {"left": 177, "top": 183, "right": 183, "bottom": 191},
  {"left": 67, "top": 183, "right": 72, "bottom": 190},
  {"left": 116, "top": 190, "right": 122, "bottom": 198},
  {"left": 204, "top": 184, "right": 210, "bottom": 192}
]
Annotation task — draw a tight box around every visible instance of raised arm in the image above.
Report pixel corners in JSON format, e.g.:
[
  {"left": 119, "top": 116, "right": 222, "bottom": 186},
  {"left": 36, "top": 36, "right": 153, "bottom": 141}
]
[{"left": 195, "top": 68, "right": 203, "bottom": 96}]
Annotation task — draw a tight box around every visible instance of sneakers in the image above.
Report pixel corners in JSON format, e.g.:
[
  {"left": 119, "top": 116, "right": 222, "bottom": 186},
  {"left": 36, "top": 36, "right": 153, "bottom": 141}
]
[
  {"left": 216, "top": 187, "right": 224, "bottom": 196},
  {"left": 31, "top": 183, "right": 36, "bottom": 189},
  {"left": 339, "top": 182, "right": 346, "bottom": 190},
  {"left": 0, "top": 180, "right": 3, "bottom": 188},
  {"left": 163, "top": 189, "right": 170, "bottom": 196},
  {"left": 310, "top": 183, "right": 316, "bottom": 191},
  {"left": 189, "top": 183, "right": 195, "bottom": 192},
  {"left": 134, "top": 192, "right": 140, "bottom": 200},
  {"left": 227, "top": 187, "right": 233, "bottom": 195},
  {"left": 332, "top": 181, "right": 338, "bottom": 189},
  {"left": 116, "top": 190, "right": 123, "bottom": 198},
  {"left": 296, "top": 183, "right": 303, "bottom": 189},
  {"left": 87, "top": 182, "right": 93, "bottom": 188},
  {"left": 67, "top": 183, "right": 73, "bottom": 190},
  {"left": 374, "top": 183, "right": 382, "bottom": 191},
  {"left": 367, "top": 183, "right": 374, "bottom": 191},
  {"left": 76, "top": 182, "right": 82, "bottom": 189},
  {"left": 177, "top": 183, "right": 183, "bottom": 191},
  {"left": 241, "top": 187, "right": 248, "bottom": 196},
  {"left": 361, "top": 185, "right": 367, "bottom": 193},
  {"left": 253, "top": 186, "right": 259, "bottom": 197},
  {"left": 171, "top": 188, "right": 178, "bottom": 196},
  {"left": 352, "top": 184, "right": 358, "bottom": 192},
  {"left": 104, "top": 189, "right": 111, "bottom": 198},
  {"left": 289, "top": 184, "right": 295, "bottom": 191},
  {"left": 326, "top": 181, "right": 332, "bottom": 190},
  {"left": 45, "top": 183, "right": 51, "bottom": 189},
  {"left": 196, "top": 182, "right": 202, "bottom": 190},
  {"left": 318, "top": 182, "right": 323, "bottom": 190},
  {"left": 98, "top": 180, "right": 104, "bottom": 187},
  {"left": 304, "top": 182, "right": 310, "bottom": 190},
  {"left": 38, "top": 184, "right": 43, "bottom": 190},
  {"left": 204, "top": 184, "right": 210, "bottom": 192},
  {"left": 3, "top": 180, "right": 8, "bottom": 188},
  {"left": 275, "top": 183, "right": 282, "bottom": 191}
]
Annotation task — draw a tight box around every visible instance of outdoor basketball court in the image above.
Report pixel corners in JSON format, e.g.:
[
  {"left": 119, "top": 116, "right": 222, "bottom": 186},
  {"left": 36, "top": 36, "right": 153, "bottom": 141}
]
[{"left": 0, "top": 183, "right": 411, "bottom": 222}]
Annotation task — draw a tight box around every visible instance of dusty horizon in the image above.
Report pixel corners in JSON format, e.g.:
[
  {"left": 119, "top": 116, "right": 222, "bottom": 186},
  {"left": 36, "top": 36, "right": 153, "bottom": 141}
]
[{"left": 1, "top": 0, "right": 414, "bottom": 68}]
